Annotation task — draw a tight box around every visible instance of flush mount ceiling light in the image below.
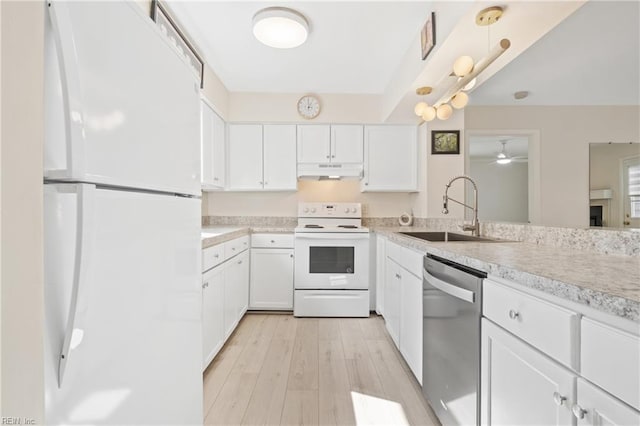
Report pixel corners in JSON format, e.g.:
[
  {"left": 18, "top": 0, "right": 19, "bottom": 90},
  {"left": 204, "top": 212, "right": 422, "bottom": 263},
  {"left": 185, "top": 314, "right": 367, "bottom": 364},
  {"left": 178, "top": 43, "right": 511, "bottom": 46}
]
[
  {"left": 252, "top": 7, "right": 309, "bottom": 49},
  {"left": 414, "top": 6, "right": 509, "bottom": 121}
]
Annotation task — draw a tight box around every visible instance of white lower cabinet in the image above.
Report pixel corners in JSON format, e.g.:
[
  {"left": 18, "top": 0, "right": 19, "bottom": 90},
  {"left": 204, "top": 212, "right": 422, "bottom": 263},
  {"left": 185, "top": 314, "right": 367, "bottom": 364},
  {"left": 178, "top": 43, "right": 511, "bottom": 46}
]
[
  {"left": 384, "top": 258, "right": 401, "bottom": 347},
  {"left": 574, "top": 378, "right": 640, "bottom": 426},
  {"left": 202, "top": 265, "right": 224, "bottom": 369},
  {"left": 202, "top": 236, "right": 250, "bottom": 370},
  {"left": 249, "top": 233, "right": 294, "bottom": 310},
  {"left": 225, "top": 250, "right": 249, "bottom": 334},
  {"left": 383, "top": 244, "right": 423, "bottom": 384},
  {"left": 481, "top": 277, "right": 640, "bottom": 426},
  {"left": 249, "top": 248, "right": 294, "bottom": 310},
  {"left": 400, "top": 268, "right": 422, "bottom": 385},
  {"left": 481, "top": 318, "right": 575, "bottom": 426}
]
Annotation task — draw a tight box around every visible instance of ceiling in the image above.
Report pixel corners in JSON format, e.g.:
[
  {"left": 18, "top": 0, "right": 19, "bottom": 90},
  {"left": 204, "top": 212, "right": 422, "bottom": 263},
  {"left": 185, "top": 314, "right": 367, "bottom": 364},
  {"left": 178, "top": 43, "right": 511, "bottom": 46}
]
[
  {"left": 167, "top": 1, "right": 639, "bottom": 119},
  {"left": 471, "top": 1, "right": 640, "bottom": 106},
  {"left": 469, "top": 135, "right": 528, "bottom": 158},
  {"left": 168, "top": 1, "right": 432, "bottom": 94}
]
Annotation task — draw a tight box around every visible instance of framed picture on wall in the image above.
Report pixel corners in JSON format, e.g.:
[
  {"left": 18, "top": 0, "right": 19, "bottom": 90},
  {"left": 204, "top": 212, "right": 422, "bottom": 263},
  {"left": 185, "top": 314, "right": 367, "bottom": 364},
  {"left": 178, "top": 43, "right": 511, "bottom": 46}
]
[
  {"left": 431, "top": 130, "right": 460, "bottom": 154},
  {"left": 421, "top": 12, "right": 436, "bottom": 60}
]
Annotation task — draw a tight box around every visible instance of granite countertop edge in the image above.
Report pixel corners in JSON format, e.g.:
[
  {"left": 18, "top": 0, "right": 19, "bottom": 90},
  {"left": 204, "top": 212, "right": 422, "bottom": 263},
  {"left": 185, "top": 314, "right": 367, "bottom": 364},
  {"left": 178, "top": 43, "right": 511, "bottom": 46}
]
[{"left": 374, "top": 228, "right": 639, "bottom": 323}]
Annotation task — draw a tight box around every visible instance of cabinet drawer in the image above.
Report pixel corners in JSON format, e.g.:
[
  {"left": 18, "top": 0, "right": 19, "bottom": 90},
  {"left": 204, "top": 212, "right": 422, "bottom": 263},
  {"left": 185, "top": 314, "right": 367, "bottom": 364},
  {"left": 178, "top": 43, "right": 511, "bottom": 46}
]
[
  {"left": 483, "top": 279, "right": 578, "bottom": 367},
  {"left": 202, "top": 244, "right": 224, "bottom": 272},
  {"left": 581, "top": 318, "right": 640, "bottom": 410},
  {"left": 224, "top": 236, "right": 249, "bottom": 260},
  {"left": 251, "top": 233, "right": 294, "bottom": 249}
]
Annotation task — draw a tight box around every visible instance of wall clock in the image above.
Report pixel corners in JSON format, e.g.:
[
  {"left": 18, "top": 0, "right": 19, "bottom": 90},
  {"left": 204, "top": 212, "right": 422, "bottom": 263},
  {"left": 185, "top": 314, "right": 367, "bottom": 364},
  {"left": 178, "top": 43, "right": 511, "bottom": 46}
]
[{"left": 297, "top": 95, "right": 321, "bottom": 119}]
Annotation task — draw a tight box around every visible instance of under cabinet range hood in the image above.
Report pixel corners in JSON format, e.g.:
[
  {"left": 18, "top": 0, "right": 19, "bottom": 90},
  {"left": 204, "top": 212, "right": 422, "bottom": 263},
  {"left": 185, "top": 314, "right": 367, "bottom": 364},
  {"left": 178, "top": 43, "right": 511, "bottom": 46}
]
[{"left": 297, "top": 163, "right": 363, "bottom": 180}]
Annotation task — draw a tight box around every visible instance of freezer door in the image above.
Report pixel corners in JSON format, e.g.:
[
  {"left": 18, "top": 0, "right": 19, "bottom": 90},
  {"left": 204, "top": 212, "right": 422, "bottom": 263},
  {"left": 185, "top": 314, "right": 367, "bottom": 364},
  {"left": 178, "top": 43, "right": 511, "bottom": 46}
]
[
  {"left": 44, "top": 184, "right": 202, "bottom": 424},
  {"left": 44, "top": 2, "right": 200, "bottom": 195}
]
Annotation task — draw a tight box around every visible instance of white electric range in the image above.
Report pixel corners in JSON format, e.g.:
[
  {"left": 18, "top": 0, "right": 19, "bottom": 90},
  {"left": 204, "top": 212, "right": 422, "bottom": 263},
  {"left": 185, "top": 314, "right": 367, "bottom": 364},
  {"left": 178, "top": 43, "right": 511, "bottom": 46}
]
[{"left": 294, "top": 203, "right": 370, "bottom": 317}]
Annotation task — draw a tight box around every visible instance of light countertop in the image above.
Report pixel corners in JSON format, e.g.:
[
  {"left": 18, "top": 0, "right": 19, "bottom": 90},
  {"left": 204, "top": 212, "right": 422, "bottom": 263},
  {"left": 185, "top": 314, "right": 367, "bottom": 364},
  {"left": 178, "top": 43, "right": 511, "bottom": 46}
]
[{"left": 375, "top": 228, "right": 640, "bottom": 322}]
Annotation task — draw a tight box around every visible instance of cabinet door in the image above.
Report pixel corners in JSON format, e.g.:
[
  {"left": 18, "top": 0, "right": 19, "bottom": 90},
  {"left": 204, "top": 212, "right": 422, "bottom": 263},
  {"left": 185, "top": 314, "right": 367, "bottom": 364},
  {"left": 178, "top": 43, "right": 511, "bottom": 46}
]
[
  {"left": 227, "top": 124, "right": 263, "bottom": 190},
  {"left": 223, "top": 261, "right": 238, "bottom": 338},
  {"left": 481, "top": 319, "right": 575, "bottom": 426},
  {"left": 211, "top": 110, "right": 226, "bottom": 188},
  {"left": 575, "top": 378, "right": 640, "bottom": 426},
  {"left": 331, "top": 125, "right": 363, "bottom": 163},
  {"left": 235, "top": 250, "right": 250, "bottom": 319},
  {"left": 384, "top": 258, "right": 401, "bottom": 348},
  {"left": 202, "top": 265, "right": 224, "bottom": 370},
  {"left": 263, "top": 125, "right": 297, "bottom": 191},
  {"left": 375, "top": 235, "right": 386, "bottom": 315},
  {"left": 297, "top": 125, "right": 330, "bottom": 163},
  {"left": 249, "top": 248, "right": 294, "bottom": 309},
  {"left": 400, "top": 270, "right": 422, "bottom": 385},
  {"left": 362, "top": 125, "right": 418, "bottom": 192},
  {"left": 200, "top": 101, "right": 215, "bottom": 188}
]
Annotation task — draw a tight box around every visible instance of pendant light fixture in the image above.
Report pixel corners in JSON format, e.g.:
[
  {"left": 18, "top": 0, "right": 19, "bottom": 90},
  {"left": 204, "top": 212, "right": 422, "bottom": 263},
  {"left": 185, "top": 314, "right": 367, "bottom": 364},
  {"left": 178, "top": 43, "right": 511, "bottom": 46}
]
[
  {"left": 414, "top": 6, "right": 509, "bottom": 121},
  {"left": 253, "top": 7, "right": 309, "bottom": 49}
]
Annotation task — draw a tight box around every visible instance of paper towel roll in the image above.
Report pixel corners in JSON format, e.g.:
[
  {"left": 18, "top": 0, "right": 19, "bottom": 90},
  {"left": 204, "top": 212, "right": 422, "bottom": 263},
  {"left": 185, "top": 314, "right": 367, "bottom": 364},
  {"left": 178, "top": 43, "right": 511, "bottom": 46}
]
[{"left": 398, "top": 212, "right": 413, "bottom": 226}]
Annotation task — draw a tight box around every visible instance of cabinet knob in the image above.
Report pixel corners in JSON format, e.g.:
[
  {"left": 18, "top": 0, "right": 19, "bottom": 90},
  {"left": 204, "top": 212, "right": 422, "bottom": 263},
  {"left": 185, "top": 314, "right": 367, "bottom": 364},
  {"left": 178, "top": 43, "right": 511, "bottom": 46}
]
[
  {"left": 259, "top": 181, "right": 263, "bottom": 185},
  {"left": 202, "top": 282, "right": 209, "bottom": 289},
  {"left": 395, "top": 273, "right": 401, "bottom": 279},
  {"left": 508, "top": 309, "right": 520, "bottom": 320},
  {"left": 238, "top": 260, "right": 243, "bottom": 265},
  {"left": 214, "top": 254, "right": 219, "bottom": 258},
  {"left": 213, "top": 177, "right": 219, "bottom": 181},
  {"left": 571, "top": 404, "right": 587, "bottom": 420},
  {"left": 271, "top": 240, "right": 275, "bottom": 243},
  {"left": 331, "top": 155, "right": 335, "bottom": 158},
  {"left": 290, "top": 254, "right": 294, "bottom": 258},
  {"left": 553, "top": 392, "right": 567, "bottom": 406},
  {"left": 326, "top": 155, "right": 330, "bottom": 159},
  {"left": 365, "top": 182, "right": 369, "bottom": 186},
  {"left": 232, "top": 247, "right": 236, "bottom": 251},
  {"left": 264, "top": 182, "right": 268, "bottom": 185}
]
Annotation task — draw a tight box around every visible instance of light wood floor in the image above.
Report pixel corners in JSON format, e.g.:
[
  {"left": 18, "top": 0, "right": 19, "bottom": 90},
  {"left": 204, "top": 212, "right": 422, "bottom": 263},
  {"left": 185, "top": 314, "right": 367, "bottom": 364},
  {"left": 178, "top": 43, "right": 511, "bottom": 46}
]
[{"left": 203, "top": 313, "right": 440, "bottom": 426}]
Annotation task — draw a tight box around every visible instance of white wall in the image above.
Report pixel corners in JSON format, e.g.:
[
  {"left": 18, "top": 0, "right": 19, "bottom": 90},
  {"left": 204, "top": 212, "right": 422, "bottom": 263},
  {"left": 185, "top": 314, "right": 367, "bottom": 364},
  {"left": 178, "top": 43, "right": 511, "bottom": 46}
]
[
  {"left": 470, "top": 160, "right": 529, "bottom": 222},
  {"left": 228, "top": 92, "right": 383, "bottom": 124},
  {"left": 0, "top": 1, "right": 45, "bottom": 421},
  {"left": 425, "top": 110, "right": 466, "bottom": 218},
  {"left": 590, "top": 143, "right": 640, "bottom": 227},
  {"left": 205, "top": 180, "right": 416, "bottom": 218},
  {"left": 465, "top": 106, "right": 640, "bottom": 228}
]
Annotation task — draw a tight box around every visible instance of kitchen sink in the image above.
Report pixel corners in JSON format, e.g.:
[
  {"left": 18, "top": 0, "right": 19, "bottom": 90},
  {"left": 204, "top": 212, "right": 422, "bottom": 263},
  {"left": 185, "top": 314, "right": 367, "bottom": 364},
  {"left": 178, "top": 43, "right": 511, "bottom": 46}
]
[{"left": 399, "top": 231, "right": 502, "bottom": 242}]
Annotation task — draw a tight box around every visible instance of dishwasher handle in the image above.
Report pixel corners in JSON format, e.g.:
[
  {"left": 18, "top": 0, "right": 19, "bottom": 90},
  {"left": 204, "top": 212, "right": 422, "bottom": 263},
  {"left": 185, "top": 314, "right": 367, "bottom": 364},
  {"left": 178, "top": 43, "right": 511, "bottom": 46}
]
[{"left": 423, "top": 268, "right": 475, "bottom": 303}]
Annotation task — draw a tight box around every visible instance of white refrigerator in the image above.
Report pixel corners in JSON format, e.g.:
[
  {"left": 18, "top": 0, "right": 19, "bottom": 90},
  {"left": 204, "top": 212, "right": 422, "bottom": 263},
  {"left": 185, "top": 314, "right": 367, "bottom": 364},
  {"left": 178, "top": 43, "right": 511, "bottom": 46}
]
[{"left": 43, "top": 1, "right": 202, "bottom": 424}]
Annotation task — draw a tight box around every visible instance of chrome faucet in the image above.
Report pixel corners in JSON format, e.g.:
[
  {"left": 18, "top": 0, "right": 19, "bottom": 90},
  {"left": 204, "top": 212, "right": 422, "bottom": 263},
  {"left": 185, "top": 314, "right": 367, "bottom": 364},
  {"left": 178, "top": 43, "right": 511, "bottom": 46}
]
[{"left": 442, "top": 175, "right": 480, "bottom": 237}]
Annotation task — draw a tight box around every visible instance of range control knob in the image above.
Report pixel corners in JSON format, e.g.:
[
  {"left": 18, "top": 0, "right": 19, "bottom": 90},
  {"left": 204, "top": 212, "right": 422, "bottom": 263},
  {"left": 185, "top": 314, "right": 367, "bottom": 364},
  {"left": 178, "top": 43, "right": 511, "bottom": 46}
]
[
  {"left": 344, "top": 208, "right": 351, "bottom": 213},
  {"left": 303, "top": 207, "right": 309, "bottom": 213},
  {"left": 311, "top": 208, "right": 316, "bottom": 213}
]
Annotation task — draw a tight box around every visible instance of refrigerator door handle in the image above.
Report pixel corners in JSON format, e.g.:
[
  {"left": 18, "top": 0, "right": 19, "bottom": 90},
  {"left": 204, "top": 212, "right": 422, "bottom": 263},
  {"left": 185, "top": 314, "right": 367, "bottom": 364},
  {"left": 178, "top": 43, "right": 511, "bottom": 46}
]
[
  {"left": 48, "top": 1, "right": 86, "bottom": 177},
  {"left": 58, "top": 184, "right": 95, "bottom": 387}
]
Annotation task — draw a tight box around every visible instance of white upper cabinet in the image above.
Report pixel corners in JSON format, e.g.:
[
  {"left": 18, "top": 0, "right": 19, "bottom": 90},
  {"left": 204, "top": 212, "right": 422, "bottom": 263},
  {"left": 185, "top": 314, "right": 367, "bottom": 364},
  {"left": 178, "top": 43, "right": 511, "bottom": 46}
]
[
  {"left": 263, "top": 125, "right": 297, "bottom": 191},
  {"left": 227, "top": 124, "right": 297, "bottom": 191},
  {"left": 297, "top": 125, "right": 330, "bottom": 163},
  {"left": 200, "top": 99, "right": 225, "bottom": 190},
  {"left": 227, "top": 124, "right": 263, "bottom": 190},
  {"left": 362, "top": 125, "right": 418, "bottom": 192},
  {"left": 330, "top": 125, "right": 364, "bottom": 163},
  {"left": 297, "top": 125, "right": 363, "bottom": 163}
]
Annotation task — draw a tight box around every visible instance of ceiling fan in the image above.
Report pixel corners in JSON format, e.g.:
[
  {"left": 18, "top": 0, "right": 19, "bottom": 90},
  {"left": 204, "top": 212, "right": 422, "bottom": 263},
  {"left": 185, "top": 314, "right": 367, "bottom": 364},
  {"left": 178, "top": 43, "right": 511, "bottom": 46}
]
[{"left": 493, "top": 140, "right": 527, "bottom": 165}]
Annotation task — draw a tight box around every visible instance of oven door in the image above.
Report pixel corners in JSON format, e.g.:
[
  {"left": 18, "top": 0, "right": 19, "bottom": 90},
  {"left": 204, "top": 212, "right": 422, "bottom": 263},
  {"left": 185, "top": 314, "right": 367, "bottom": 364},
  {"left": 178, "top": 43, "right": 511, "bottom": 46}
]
[{"left": 294, "top": 233, "right": 369, "bottom": 290}]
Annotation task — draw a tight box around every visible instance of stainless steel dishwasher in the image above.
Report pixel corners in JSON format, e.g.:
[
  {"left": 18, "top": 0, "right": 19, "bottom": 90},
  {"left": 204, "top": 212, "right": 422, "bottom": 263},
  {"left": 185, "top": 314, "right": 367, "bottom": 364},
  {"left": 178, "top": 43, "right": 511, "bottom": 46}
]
[{"left": 422, "top": 254, "right": 486, "bottom": 426}]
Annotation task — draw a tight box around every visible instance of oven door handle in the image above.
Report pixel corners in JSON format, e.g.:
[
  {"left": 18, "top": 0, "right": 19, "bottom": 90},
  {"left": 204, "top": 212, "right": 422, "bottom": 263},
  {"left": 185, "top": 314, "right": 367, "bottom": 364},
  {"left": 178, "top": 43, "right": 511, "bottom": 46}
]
[
  {"left": 295, "top": 233, "right": 370, "bottom": 240},
  {"left": 423, "top": 268, "right": 475, "bottom": 303}
]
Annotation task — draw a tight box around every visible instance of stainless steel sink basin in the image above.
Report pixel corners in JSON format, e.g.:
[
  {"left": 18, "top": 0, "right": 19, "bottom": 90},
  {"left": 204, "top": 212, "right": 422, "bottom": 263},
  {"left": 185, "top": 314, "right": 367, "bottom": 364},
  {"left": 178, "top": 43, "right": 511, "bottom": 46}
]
[{"left": 399, "top": 231, "right": 501, "bottom": 242}]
